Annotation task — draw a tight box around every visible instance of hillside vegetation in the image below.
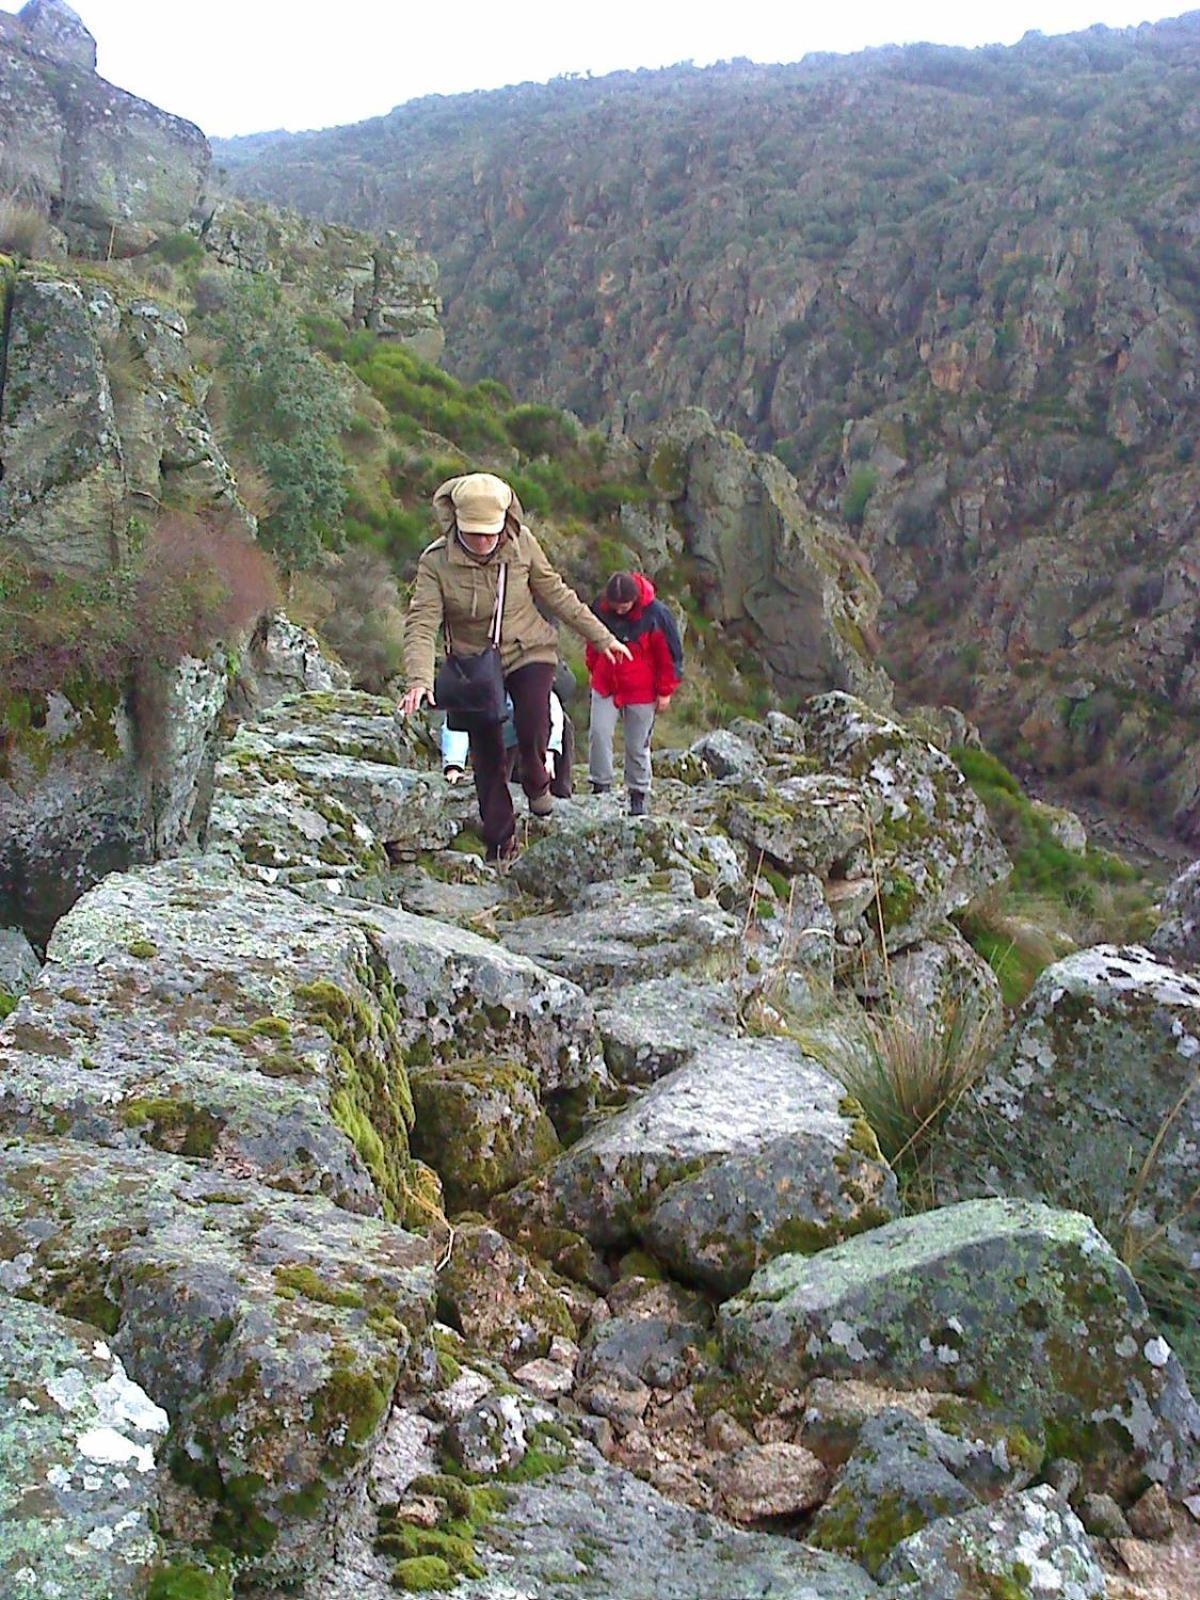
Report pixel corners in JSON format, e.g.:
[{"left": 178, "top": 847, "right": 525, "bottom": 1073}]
[{"left": 217, "top": 15, "right": 1200, "bottom": 839}]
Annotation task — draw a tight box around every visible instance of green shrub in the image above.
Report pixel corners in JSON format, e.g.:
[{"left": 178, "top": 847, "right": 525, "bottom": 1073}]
[
  {"left": 154, "top": 230, "right": 204, "bottom": 264},
  {"left": 842, "top": 466, "right": 878, "bottom": 527},
  {"left": 214, "top": 279, "right": 352, "bottom": 570}
]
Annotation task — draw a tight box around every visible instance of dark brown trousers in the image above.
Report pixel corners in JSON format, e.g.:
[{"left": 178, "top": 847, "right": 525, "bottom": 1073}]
[{"left": 469, "top": 661, "right": 555, "bottom": 849}]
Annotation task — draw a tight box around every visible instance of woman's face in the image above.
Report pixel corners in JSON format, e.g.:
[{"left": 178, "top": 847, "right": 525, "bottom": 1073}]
[
  {"left": 461, "top": 530, "right": 501, "bottom": 556},
  {"left": 610, "top": 599, "right": 635, "bottom": 615}
]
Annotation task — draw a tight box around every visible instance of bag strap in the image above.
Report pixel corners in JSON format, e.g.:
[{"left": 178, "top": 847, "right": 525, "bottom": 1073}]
[{"left": 443, "top": 556, "right": 508, "bottom": 656}]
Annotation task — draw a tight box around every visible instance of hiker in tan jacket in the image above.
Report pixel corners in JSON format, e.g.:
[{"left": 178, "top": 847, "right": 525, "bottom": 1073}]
[{"left": 401, "top": 473, "right": 630, "bottom": 861}]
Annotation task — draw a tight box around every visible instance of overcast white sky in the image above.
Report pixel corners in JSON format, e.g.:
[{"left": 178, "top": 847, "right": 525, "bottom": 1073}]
[{"left": 67, "top": 0, "right": 1184, "bottom": 138}]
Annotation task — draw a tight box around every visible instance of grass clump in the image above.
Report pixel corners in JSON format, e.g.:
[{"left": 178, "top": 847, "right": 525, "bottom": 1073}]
[{"left": 808, "top": 997, "right": 997, "bottom": 1204}]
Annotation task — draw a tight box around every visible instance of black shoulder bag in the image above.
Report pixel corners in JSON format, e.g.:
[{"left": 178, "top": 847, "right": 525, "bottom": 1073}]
[{"left": 435, "top": 561, "right": 508, "bottom": 731}]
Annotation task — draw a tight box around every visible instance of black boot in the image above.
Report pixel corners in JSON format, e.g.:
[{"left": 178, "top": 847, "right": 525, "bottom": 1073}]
[
  {"left": 591, "top": 782, "right": 611, "bottom": 795},
  {"left": 629, "top": 790, "right": 647, "bottom": 817}
]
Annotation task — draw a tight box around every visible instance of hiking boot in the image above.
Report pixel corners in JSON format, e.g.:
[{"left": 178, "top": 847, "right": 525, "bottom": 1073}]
[
  {"left": 529, "top": 790, "right": 554, "bottom": 817},
  {"left": 629, "top": 790, "right": 648, "bottom": 817},
  {"left": 591, "top": 782, "right": 611, "bottom": 795}
]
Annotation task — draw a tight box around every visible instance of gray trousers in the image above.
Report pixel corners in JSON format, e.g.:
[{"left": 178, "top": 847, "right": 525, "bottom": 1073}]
[{"left": 589, "top": 692, "right": 655, "bottom": 792}]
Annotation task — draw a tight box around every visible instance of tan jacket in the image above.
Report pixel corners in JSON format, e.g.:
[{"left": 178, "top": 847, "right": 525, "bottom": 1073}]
[{"left": 402, "top": 480, "right": 618, "bottom": 692}]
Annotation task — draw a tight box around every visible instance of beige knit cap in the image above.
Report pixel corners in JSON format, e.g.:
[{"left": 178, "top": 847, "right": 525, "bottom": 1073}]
[{"left": 450, "top": 472, "right": 514, "bottom": 534}]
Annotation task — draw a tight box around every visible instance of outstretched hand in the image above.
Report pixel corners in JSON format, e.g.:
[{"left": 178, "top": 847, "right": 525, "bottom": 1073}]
[
  {"left": 399, "top": 685, "right": 433, "bottom": 716},
  {"left": 602, "top": 641, "right": 633, "bottom": 664}
]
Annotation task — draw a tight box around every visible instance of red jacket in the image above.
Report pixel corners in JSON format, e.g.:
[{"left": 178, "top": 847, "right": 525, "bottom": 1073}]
[{"left": 586, "top": 573, "right": 684, "bottom": 708}]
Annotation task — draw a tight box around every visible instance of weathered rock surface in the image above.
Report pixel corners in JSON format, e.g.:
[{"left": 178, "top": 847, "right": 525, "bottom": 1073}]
[
  {"left": 798, "top": 693, "right": 1010, "bottom": 950},
  {"left": 498, "top": 877, "right": 742, "bottom": 989},
  {"left": 535, "top": 1035, "right": 898, "bottom": 1293},
  {"left": 807, "top": 1407, "right": 1029, "bottom": 1574},
  {"left": 0, "top": 1297, "right": 167, "bottom": 1595},
  {"left": 1150, "top": 860, "right": 1200, "bottom": 967},
  {"left": 939, "top": 946, "right": 1200, "bottom": 1262},
  {"left": 0, "top": 925, "right": 40, "bottom": 999},
  {"left": 722, "top": 1198, "right": 1200, "bottom": 1496},
  {"left": 443, "top": 1446, "right": 879, "bottom": 1599},
  {"left": 0, "top": 0, "right": 208, "bottom": 255},
  {"left": 594, "top": 975, "right": 738, "bottom": 1085},
  {"left": 877, "top": 1484, "right": 1106, "bottom": 1599},
  {"left": 436, "top": 1224, "right": 576, "bottom": 1369},
  {"left": 0, "top": 1138, "right": 433, "bottom": 1582},
  {"left": 410, "top": 1059, "right": 560, "bottom": 1210}
]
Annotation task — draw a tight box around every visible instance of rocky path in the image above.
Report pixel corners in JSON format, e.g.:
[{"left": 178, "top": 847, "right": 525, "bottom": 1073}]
[{"left": 2, "top": 686, "right": 1198, "bottom": 1599}]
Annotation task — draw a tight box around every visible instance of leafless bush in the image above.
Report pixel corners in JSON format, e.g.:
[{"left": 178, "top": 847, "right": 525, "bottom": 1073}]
[
  {"left": 0, "top": 197, "right": 51, "bottom": 258},
  {"left": 317, "top": 545, "right": 405, "bottom": 692}
]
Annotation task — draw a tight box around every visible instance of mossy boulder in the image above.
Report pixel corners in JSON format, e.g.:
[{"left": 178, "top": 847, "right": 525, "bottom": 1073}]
[
  {"left": 410, "top": 1059, "right": 560, "bottom": 1211},
  {"left": 533, "top": 1036, "right": 899, "bottom": 1294},
  {"left": 721, "top": 1198, "right": 1200, "bottom": 1497},
  {"left": 807, "top": 1408, "right": 1019, "bottom": 1574},
  {"left": 0, "top": 1137, "right": 433, "bottom": 1585},
  {"left": 797, "top": 693, "right": 1011, "bottom": 953},
  {"left": 0, "top": 1297, "right": 167, "bottom": 1594},
  {"left": 939, "top": 945, "right": 1200, "bottom": 1263},
  {"left": 877, "top": 1484, "right": 1105, "bottom": 1599},
  {"left": 30, "top": 857, "right": 417, "bottom": 1217},
  {"left": 455, "top": 1442, "right": 878, "bottom": 1598},
  {"left": 435, "top": 1223, "right": 575, "bottom": 1369}
]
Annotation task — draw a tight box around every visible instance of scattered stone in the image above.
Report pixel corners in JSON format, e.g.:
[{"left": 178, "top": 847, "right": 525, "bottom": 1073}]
[
  {"left": 447, "top": 1393, "right": 529, "bottom": 1476},
  {"left": 436, "top": 1224, "right": 576, "bottom": 1370},
  {"left": 1127, "top": 1482, "right": 1174, "bottom": 1541},
  {"left": 713, "top": 1440, "right": 829, "bottom": 1522}
]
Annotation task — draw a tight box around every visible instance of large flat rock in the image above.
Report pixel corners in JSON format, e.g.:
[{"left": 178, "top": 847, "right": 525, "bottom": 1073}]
[{"left": 537, "top": 1035, "right": 899, "bottom": 1294}]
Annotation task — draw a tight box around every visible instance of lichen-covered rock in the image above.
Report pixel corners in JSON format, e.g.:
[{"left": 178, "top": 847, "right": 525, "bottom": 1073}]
[
  {"left": 939, "top": 945, "right": 1200, "bottom": 1263},
  {"left": 0, "top": 1138, "right": 433, "bottom": 1584},
  {"left": 498, "top": 878, "right": 742, "bottom": 989},
  {"left": 877, "top": 1484, "right": 1105, "bottom": 1600},
  {"left": 510, "top": 806, "right": 743, "bottom": 909},
  {"left": 577, "top": 1279, "right": 710, "bottom": 1401},
  {"left": 1150, "top": 859, "right": 1200, "bottom": 966},
  {"left": 410, "top": 1060, "right": 560, "bottom": 1211},
  {"left": 0, "top": 925, "right": 40, "bottom": 998},
  {"left": 350, "top": 900, "right": 605, "bottom": 1103},
  {"left": 0, "top": 4, "right": 208, "bottom": 255},
  {"left": 797, "top": 693, "right": 1010, "bottom": 950},
  {"left": 885, "top": 923, "right": 1004, "bottom": 1041},
  {"left": 207, "top": 733, "right": 389, "bottom": 889},
  {"left": 536, "top": 1036, "right": 898, "bottom": 1294},
  {"left": 436, "top": 1224, "right": 576, "bottom": 1370},
  {"left": 446, "top": 1393, "right": 529, "bottom": 1476},
  {"left": 0, "top": 1297, "right": 167, "bottom": 1596},
  {"left": 807, "top": 1408, "right": 1009, "bottom": 1574},
  {"left": 687, "top": 728, "right": 766, "bottom": 780},
  {"left": 721, "top": 1198, "right": 1200, "bottom": 1497},
  {"left": 725, "top": 772, "right": 874, "bottom": 879},
  {"left": 24, "top": 856, "right": 418, "bottom": 1215},
  {"left": 235, "top": 613, "right": 352, "bottom": 711},
  {"left": 0, "top": 277, "right": 128, "bottom": 575},
  {"left": 594, "top": 976, "right": 738, "bottom": 1085},
  {"left": 440, "top": 1444, "right": 879, "bottom": 1598}
]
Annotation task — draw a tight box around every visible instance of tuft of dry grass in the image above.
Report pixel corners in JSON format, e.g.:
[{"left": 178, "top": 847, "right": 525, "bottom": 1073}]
[
  {"left": 0, "top": 196, "right": 52, "bottom": 258},
  {"left": 805, "top": 996, "right": 999, "bottom": 1201}
]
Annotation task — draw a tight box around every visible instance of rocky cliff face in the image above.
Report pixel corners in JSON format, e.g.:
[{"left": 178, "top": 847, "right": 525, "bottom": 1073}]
[
  {"left": 0, "top": 0, "right": 209, "bottom": 254},
  {"left": 216, "top": 15, "right": 1200, "bottom": 837}
]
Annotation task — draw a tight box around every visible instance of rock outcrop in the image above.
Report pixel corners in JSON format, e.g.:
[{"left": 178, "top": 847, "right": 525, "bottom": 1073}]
[
  {"left": 1, "top": 682, "right": 1196, "bottom": 1594},
  {"left": 0, "top": 0, "right": 209, "bottom": 255}
]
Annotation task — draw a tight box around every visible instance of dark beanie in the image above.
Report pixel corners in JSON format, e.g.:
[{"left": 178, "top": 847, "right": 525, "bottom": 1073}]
[{"left": 605, "top": 572, "right": 639, "bottom": 605}]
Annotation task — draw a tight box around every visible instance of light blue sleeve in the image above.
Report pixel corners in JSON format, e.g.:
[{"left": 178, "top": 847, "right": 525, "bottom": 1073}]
[{"left": 441, "top": 723, "right": 470, "bottom": 769}]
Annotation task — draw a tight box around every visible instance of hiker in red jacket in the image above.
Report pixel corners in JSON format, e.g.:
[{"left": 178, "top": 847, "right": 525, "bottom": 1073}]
[{"left": 586, "top": 572, "right": 683, "bottom": 816}]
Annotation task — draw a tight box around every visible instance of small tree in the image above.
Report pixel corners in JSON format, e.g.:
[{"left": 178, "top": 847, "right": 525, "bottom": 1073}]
[{"left": 213, "top": 279, "right": 352, "bottom": 571}]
